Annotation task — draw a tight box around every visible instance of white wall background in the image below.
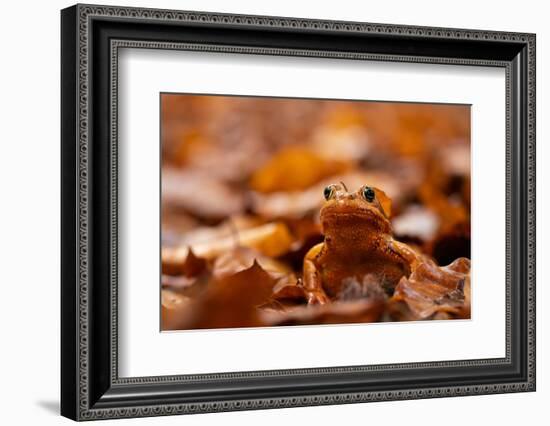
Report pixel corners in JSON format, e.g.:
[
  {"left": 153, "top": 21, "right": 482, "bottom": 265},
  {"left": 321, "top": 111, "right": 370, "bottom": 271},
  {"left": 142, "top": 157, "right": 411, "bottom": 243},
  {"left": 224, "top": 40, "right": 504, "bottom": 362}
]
[{"left": 0, "top": 0, "right": 546, "bottom": 424}]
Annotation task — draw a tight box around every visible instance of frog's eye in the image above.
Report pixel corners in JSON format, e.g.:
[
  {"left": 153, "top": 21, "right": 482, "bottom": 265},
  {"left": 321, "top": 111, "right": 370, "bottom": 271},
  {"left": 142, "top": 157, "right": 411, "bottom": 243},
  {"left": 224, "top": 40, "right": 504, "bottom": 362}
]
[
  {"left": 362, "top": 186, "right": 376, "bottom": 202},
  {"left": 323, "top": 185, "right": 335, "bottom": 200}
]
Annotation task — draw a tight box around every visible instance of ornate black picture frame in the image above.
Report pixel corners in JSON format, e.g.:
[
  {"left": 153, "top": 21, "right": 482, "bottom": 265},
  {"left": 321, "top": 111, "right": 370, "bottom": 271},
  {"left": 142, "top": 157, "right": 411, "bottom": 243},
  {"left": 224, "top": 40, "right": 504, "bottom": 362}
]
[{"left": 61, "top": 4, "right": 536, "bottom": 421}]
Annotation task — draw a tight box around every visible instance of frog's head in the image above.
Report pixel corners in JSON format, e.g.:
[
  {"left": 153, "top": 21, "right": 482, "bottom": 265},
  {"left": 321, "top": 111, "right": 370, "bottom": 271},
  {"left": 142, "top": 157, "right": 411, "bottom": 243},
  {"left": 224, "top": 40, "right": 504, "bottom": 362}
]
[{"left": 319, "top": 183, "right": 392, "bottom": 237}]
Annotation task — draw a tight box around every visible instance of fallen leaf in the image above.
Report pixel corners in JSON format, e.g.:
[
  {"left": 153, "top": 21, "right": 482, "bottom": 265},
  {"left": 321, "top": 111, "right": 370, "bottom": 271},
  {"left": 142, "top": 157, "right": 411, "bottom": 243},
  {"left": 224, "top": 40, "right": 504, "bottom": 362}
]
[
  {"left": 161, "top": 290, "right": 193, "bottom": 330},
  {"left": 373, "top": 187, "right": 392, "bottom": 218},
  {"left": 311, "top": 125, "right": 371, "bottom": 162},
  {"left": 392, "top": 205, "right": 440, "bottom": 242},
  {"left": 389, "top": 257, "right": 470, "bottom": 320},
  {"left": 270, "top": 284, "right": 309, "bottom": 307},
  {"left": 162, "top": 168, "right": 245, "bottom": 220},
  {"left": 262, "top": 299, "right": 385, "bottom": 326},
  {"left": 162, "top": 222, "right": 294, "bottom": 266},
  {"left": 162, "top": 248, "right": 207, "bottom": 277},
  {"left": 212, "top": 246, "right": 296, "bottom": 289},
  {"left": 250, "top": 146, "right": 350, "bottom": 193},
  {"left": 177, "top": 261, "right": 277, "bottom": 330},
  {"left": 161, "top": 208, "right": 198, "bottom": 245}
]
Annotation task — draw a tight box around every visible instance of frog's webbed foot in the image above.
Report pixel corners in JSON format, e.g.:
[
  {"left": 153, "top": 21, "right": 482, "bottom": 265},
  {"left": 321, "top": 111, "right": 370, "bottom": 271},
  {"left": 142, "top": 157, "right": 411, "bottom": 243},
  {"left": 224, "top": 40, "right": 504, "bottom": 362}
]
[{"left": 306, "top": 290, "right": 330, "bottom": 306}]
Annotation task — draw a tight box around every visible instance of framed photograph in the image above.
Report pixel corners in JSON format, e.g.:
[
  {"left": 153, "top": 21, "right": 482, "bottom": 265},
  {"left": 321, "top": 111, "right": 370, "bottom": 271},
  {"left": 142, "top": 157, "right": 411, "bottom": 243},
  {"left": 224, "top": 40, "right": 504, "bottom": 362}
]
[{"left": 61, "top": 4, "right": 536, "bottom": 421}]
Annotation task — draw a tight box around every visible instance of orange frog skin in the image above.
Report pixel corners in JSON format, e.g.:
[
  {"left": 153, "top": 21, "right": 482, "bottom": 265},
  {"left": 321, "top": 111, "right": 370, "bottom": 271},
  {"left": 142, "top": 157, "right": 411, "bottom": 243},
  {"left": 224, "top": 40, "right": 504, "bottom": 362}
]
[{"left": 303, "top": 183, "right": 421, "bottom": 305}]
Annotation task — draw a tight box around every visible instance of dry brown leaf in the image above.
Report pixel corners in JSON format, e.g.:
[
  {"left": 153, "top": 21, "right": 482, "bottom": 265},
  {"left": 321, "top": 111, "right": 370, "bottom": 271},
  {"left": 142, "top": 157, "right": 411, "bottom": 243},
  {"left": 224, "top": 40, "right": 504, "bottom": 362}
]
[
  {"left": 212, "top": 246, "right": 296, "bottom": 288},
  {"left": 270, "top": 284, "right": 309, "bottom": 307},
  {"left": 177, "top": 262, "right": 277, "bottom": 330},
  {"left": 262, "top": 299, "right": 385, "bottom": 326},
  {"left": 373, "top": 187, "right": 392, "bottom": 218},
  {"left": 389, "top": 257, "right": 470, "bottom": 320},
  {"left": 250, "top": 146, "right": 350, "bottom": 193},
  {"left": 161, "top": 208, "right": 198, "bottom": 246},
  {"left": 162, "top": 222, "right": 293, "bottom": 267},
  {"left": 162, "top": 248, "right": 207, "bottom": 277},
  {"left": 311, "top": 125, "right": 371, "bottom": 162},
  {"left": 392, "top": 205, "right": 440, "bottom": 242},
  {"left": 161, "top": 249, "right": 210, "bottom": 299},
  {"left": 161, "top": 290, "right": 193, "bottom": 330},
  {"left": 162, "top": 168, "right": 245, "bottom": 219}
]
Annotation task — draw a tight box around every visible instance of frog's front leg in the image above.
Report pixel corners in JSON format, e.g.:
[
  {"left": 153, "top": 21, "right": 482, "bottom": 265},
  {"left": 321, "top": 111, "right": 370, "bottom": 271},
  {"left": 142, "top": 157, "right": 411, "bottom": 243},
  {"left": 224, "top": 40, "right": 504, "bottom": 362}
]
[
  {"left": 387, "top": 238, "right": 423, "bottom": 272},
  {"left": 302, "top": 243, "right": 330, "bottom": 305}
]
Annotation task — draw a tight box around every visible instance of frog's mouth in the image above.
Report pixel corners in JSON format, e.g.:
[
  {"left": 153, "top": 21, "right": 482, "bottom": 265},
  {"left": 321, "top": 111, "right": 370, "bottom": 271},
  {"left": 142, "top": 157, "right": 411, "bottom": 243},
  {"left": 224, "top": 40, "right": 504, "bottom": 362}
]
[
  {"left": 321, "top": 202, "right": 384, "bottom": 221},
  {"left": 322, "top": 210, "right": 377, "bottom": 222},
  {"left": 321, "top": 206, "right": 389, "bottom": 232}
]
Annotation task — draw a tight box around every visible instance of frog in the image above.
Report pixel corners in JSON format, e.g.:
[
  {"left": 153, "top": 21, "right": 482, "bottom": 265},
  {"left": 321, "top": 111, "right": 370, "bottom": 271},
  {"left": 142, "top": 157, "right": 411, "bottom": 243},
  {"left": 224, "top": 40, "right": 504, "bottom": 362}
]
[{"left": 303, "top": 183, "right": 422, "bottom": 305}]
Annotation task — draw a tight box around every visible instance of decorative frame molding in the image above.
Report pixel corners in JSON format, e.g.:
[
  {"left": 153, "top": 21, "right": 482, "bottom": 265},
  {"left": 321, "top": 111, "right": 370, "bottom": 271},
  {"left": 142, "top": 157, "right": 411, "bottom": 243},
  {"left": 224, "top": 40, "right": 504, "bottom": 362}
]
[{"left": 61, "top": 4, "right": 536, "bottom": 421}]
